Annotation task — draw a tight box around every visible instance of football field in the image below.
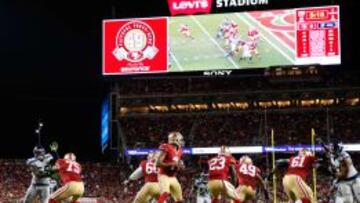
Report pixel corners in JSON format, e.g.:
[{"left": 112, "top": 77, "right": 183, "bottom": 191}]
[{"left": 168, "top": 11, "right": 296, "bottom": 72}]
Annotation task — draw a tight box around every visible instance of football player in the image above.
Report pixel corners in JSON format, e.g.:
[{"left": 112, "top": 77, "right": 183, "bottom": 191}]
[
  {"left": 124, "top": 152, "right": 161, "bottom": 203},
  {"left": 326, "top": 142, "right": 360, "bottom": 203},
  {"left": 192, "top": 172, "right": 211, "bottom": 203},
  {"left": 236, "top": 155, "right": 269, "bottom": 202},
  {"left": 249, "top": 40, "right": 259, "bottom": 57},
  {"left": 49, "top": 153, "right": 84, "bottom": 203},
  {"left": 24, "top": 146, "right": 53, "bottom": 203},
  {"left": 207, "top": 146, "right": 242, "bottom": 203},
  {"left": 216, "top": 17, "right": 231, "bottom": 39},
  {"left": 248, "top": 27, "right": 260, "bottom": 42},
  {"left": 279, "top": 149, "right": 316, "bottom": 203},
  {"left": 179, "top": 24, "right": 194, "bottom": 40},
  {"left": 156, "top": 132, "right": 185, "bottom": 203},
  {"left": 240, "top": 41, "right": 252, "bottom": 62},
  {"left": 226, "top": 33, "right": 244, "bottom": 57}
]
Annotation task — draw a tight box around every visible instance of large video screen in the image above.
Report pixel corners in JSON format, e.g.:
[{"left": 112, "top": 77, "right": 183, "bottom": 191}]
[{"left": 103, "top": 5, "right": 340, "bottom": 75}]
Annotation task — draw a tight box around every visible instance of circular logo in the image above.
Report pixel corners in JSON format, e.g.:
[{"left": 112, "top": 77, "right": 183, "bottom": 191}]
[{"left": 114, "top": 20, "right": 157, "bottom": 63}]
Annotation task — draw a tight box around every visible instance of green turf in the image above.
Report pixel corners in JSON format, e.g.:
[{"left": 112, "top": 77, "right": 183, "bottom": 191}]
[{"left": 168, "top": 12, "right": 296, "bottom": 72}]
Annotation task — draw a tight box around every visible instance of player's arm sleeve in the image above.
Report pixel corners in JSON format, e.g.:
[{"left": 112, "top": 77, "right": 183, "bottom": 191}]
[
  {"left": 26, "top": 158, "right": 34, "bottom": 166},
  {"left": 49, "top": 151, "right": 59, "bottom": 163},
  {"left": 45, "top": 153, "right": 54, "bottom": 162},
  {"left": 52, "top": 160, "right": 61, "bottom": 171},
  {"left": 159, "top": 144, "right": 169, "bottom": 152},
  {"left": 257, "top": 173, "right": 270, "bottom": 200},
  {"left": 256, "top": 173, "right": 267, "bottom": 190},
  {"left": 229, "top": 164, "right": 237, "bottom": 186},
  {"left": 156, "top": 146, "right": 176, "bottom": 168},
  {"left": 329, "top": 154, "right": 339, "bottom": 168},
  {"left": 343, "top": 152, "right": 353, "bottom": 166},
  {"left": 129, "top": 166, "right": 143, "bottom": 181}
]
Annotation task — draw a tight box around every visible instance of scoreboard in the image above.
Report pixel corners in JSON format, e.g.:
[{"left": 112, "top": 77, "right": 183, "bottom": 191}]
[
  {"left": 102, "top": 5, "right": 340, "bottom": 75},
  {"left": 295, "top": 6, "right": 340, "bottom": 65}
]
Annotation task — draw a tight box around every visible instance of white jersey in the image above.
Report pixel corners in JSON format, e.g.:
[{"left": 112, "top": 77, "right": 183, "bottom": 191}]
[
  {"left": 194, "top": 177, "right": 210, "bottom": 198},
  {"left": 26, "top": 153, "right": 53, "bottom": 185},
  {"left": 332, "top": 151, "right": 358, "bottom": 178},
  {"left": 329, "top": 151, "right": 360, "bottom": 203}
]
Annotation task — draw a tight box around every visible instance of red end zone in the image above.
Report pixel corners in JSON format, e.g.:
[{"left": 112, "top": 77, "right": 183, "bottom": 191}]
[{"left": 249, "top": 10, "right": 296, "bottom": 50}]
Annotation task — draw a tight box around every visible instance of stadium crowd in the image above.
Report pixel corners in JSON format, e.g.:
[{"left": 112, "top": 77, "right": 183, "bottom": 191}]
[
  {"left": 1, "top": 109, "right": 359, "bottom": 202},
  {"left": 116, "top": 72, "right": 358, "bottom": 96},
  {"left": 121, "top": 109, "right": 360, "bottom": 148}
]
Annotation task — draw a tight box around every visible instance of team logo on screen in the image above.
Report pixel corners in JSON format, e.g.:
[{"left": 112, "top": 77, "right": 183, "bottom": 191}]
[
  {"left": 168, "top": 0, "right": 213, "bottom": 16},
  {"left": 113, "top": 21, "right": 158, "bottom": 62}
]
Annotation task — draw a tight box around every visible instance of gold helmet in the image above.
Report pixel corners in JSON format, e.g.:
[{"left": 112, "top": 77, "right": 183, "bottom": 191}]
[
  {"left": 64, "top": 152, "right": 76, "bottom": 161},
  {"left": 168, "top": 131, "right": 184, "bottom": 147},
  {"left": 239, "top": 155, "right": 253, "bottom": 165},
  {"left": 298, "top": 149, "right": 312, "bottom": 157},
  {"left": 218, "top": 145, "right": 231, "bottom": 156}
]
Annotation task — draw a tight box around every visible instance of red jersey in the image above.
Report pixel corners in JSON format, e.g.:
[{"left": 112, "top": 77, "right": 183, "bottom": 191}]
[
  {"left": 158, "top": 143, "right": 183, "bottom": 177},
  {"left": 248, "top": 29, "right": 259, "bottom": 37},
  {"left": 180, "top": 25, "right": 189, "bottom": 33},
  {"left": 208, "top": 155, "right": 236, "bottom": 181},
  {"left": 236, "top": 163, "right": 261, "bottom": 189},
  {"left": 56, "top": 159, "right": 82, "bottom": 184},
  {"left": 286, "top": 155, "right": 315, "bottom": 180},
  {"left": 140, "top": 160, "right": 158, "bottom": 183},
  {"left": 248, "top": 41, "right": 257, "bottom": 50}
]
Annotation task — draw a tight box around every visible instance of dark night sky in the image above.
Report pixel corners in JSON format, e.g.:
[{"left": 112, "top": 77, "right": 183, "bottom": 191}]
[{"left": 0, "top": 0, "right": 358, "bottom": 160}]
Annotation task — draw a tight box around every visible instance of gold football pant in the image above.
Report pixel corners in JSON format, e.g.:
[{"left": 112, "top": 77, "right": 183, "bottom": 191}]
[
  {"left": 282, "top": 174, "right": 314, "bottom": 202},
  {"left": 158, "top": 174, "right": 183, "bottom": 201},
  {"left": 133, "top": 182, "right": 161, "bottom": 203},
  {"left": 50, "top": 181, "right": 84, "bottom": 202},
  {"left": 208, "top": 179, "right": 240, "bottom": 200},
  {"left": 236, "top": 185, "right": 256, "bottom": 201}
]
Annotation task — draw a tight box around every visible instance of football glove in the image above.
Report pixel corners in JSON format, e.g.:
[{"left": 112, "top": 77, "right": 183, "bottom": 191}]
[{"left": 49, "top": 141, "right": 58, "bottom": 152}]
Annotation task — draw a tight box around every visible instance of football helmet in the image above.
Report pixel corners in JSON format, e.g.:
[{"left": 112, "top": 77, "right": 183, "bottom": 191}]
[
  {"left": 239, "top": 155, "right": 253, "bottom": 165},
  {"left": 64, "top": 152, "right": 76, "bottom": 161},
  {"left": 33, "top": 146, "right": 45, "bottom": 160},
  {"left": 168, "top": 132, "right": 184, "bottom": 147},
  {"left": 333, "top": 142, "right": 344, "bottom": 155},
  {"left": 218, "top": 145, "right": 231, "bottom": 156}
]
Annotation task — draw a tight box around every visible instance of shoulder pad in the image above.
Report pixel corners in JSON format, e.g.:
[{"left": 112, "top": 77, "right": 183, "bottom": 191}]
[
  {"left": 44, "top": 154, "right": 54, "bottom": 162},
  {"left": 159, "top": 143, "right": 170, "bottom": 151},
  {"left": 26, "top": 158, "right": 37, "bottom": 165}
]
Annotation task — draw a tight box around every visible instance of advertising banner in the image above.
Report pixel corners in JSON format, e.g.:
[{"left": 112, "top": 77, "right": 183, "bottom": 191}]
[{"left": 103, "top": 18, "right": 168, "bottom": 75}]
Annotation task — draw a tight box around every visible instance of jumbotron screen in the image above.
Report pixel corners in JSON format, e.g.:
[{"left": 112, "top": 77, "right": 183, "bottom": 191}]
[{"left": 103, "top": 5, "right": 340, "bottom": 75}]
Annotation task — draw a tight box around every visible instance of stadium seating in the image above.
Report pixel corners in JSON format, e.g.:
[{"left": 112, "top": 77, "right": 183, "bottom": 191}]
[{"left": 121, "top": 109, "right": 360, "bottom": 148}]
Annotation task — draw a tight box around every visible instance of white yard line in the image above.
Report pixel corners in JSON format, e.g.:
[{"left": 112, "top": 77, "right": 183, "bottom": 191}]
[
  {"left": 243, "top": 13, "right": 296, "bottom": 58},
  {"left": 278, "top": 14, "right": 293, "bottom": 26},
  {"left": 282, "top": 31, "right": 296, "bottom": 42},
  {"left": 170, "top": 51, "right": 183, "bottom": 71},
  {"left": 268, "top": 16, "right": 295, "bottom": 54},
  {"left": 237, "top": 13, "right": 295, "bottom": 63},
  {"left": 191, "top": 16, "right": 240, "bottom": 69}
]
